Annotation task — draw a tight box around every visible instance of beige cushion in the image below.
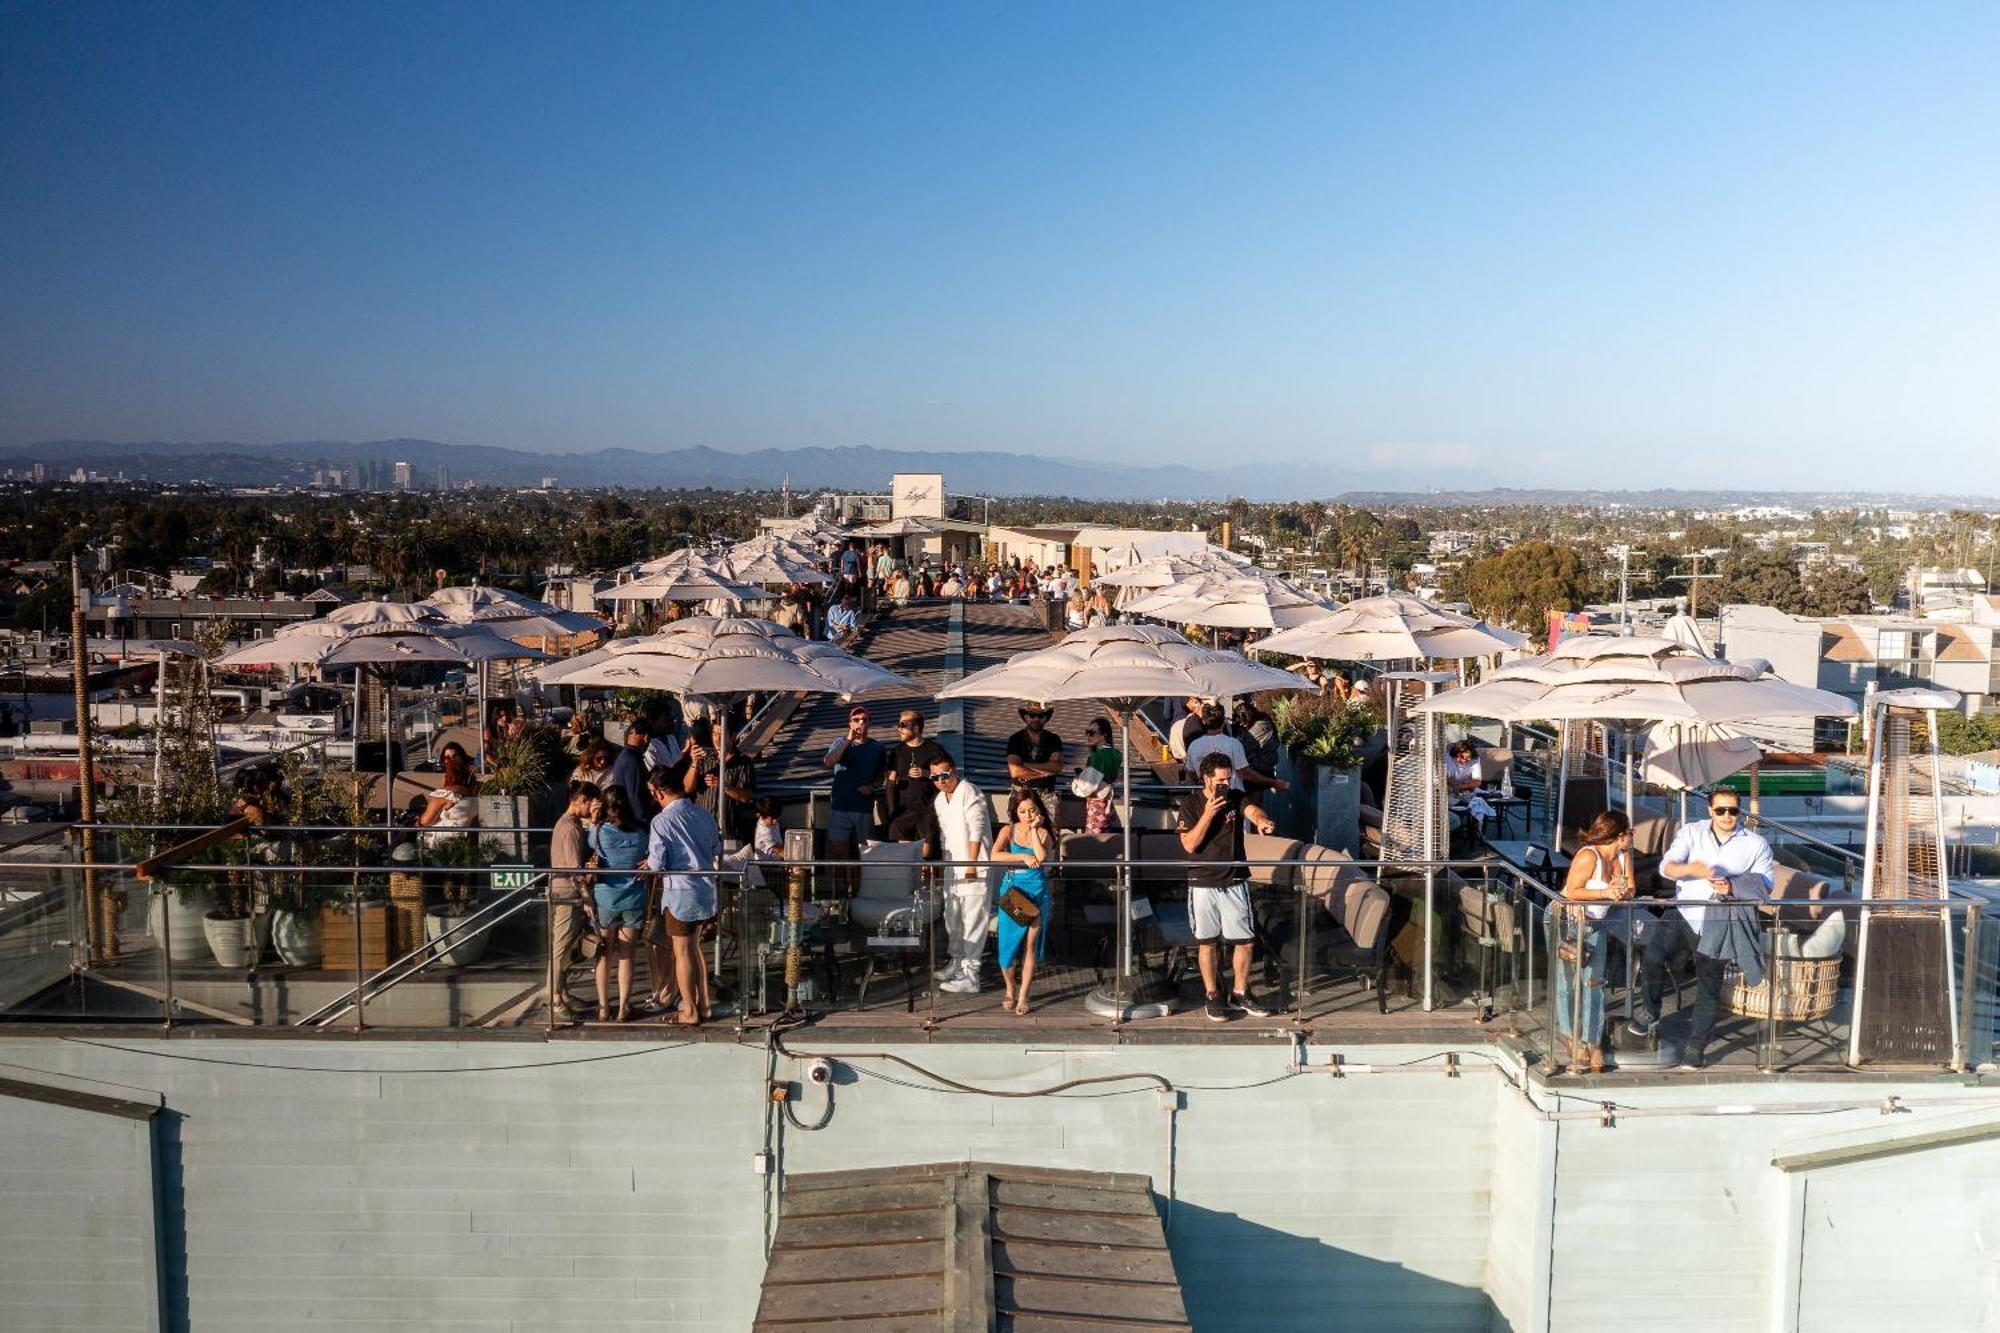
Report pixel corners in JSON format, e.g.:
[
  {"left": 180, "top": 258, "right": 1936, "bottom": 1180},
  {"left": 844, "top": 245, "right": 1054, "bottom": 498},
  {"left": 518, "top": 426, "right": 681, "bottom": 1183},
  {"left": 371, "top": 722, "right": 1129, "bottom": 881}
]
[
  {"left": 1244, "top": 832, "right": 1305, "bottom": 889},
  {"left": 1630, "top": 815, "right": 1673, "bottom": 858}
]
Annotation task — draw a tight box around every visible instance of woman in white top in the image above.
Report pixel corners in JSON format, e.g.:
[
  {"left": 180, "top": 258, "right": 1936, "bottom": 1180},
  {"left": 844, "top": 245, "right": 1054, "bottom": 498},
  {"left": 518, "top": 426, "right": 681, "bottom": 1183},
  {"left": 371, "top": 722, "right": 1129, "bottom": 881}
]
[
  {"left": 1554, "top": 809, "right": 1634, "bottom": 1073},
  {"left": 417, "top": 742, "right": 481, "bottom": 909}
]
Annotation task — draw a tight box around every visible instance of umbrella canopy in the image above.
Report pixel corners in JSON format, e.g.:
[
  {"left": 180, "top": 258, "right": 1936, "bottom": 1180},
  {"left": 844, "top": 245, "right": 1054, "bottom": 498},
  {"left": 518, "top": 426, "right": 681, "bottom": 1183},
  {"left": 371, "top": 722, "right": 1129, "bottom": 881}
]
[
  {"left": 851, "top": 516, "right": 936, "bottom": 540},
  {"left": 1641, "top": 721, "right": 1765, "bottom": 791},
  {"left": 1124, "top": 572, "right": 1331, "bottom": 631},
  {"left": 533, "top": 616, "right": 916, "bottom": 698},
  {"left": 421, "top": 585, "right": 605, "bottom": 640},
  {"left": 1415, "top": 636, "right": 1857, "bottom": 726},
  {"left": 212, "top": 609, "right": 546, "bottom": 668},
  {"left": 1092, "top": 548, "right": 1251, "bottom": 589},
  {"left": 596, "top": 568, "right": 769, "bottom": 604},
  {"left": 1252, "top": 594, "right": 1523, "bottom": 662},
  {"left": 767, "top": 513, "right": 851, "bottom": 547},
  {"left": 634, "top": 546, "right": 733, "bottom": 577},
  {"left": 725, "top": 533, "right": 837, "bottom": 586},
  {"left": 321, "top": 600, "right": 446, "bottom": 629},
  {"left": 937, "top": 623, "right": 1311, "bottom": 705}
]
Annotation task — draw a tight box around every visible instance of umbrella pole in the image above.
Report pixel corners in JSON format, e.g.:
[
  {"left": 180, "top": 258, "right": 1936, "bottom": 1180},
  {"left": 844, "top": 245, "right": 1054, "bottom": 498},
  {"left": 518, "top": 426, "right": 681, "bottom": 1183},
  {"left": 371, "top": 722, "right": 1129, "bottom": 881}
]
[
  {"left": 383, "top": 671, "right": 395, "bottom": 830},
  {"left": 1554, "top": 721, "right": 1570, "bottom": 846},
  {"left": 476, "top": 661, "right": 486, "bottom": 772},
  {"left": 1120, "top": 718, "right": 1132, "bottom": 1003}
]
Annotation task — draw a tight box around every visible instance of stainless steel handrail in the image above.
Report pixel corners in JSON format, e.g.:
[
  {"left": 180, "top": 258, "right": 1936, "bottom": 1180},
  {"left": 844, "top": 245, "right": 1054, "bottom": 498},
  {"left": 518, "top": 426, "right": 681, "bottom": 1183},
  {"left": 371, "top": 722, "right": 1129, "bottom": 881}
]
[{"left": 295, "top": 870, "right": 553, "bottom": 1028}]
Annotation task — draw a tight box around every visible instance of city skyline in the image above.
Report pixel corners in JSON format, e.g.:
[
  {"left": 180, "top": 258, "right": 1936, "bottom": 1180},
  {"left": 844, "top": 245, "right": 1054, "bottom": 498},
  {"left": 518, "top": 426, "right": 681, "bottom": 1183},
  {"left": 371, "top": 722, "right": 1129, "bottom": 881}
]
[{"left": 3, "top": 3, "right": 1997, "bottom": 490}]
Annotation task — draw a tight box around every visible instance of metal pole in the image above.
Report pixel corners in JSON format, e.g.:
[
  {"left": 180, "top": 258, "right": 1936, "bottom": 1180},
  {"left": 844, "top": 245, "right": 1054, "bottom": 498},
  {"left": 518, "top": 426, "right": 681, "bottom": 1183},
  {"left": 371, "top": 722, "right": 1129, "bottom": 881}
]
[
  {"left": 152, "top": 648, "right": 168, "bottom": 796},
  {"left": 1117, "top": 710, "right": 1132, "bottom": 1021},
  {"left": 1760, "top": 922, "right": 1779, "bottom": 1073},
  {"left": 351, "top": 891, "right": 366, "bottom": 1033},
  {"left": 1956, "top": 903, "right": 1981, "bottom": 1075},
  {"left": 156, "top": 880, "right": 175, "bottom": 1031},
  {"left": 382, "top": 671, "right": 395, "bottom": 829},
  {"left": 71, "top": 555, "right": 108, "bottom": 960}
]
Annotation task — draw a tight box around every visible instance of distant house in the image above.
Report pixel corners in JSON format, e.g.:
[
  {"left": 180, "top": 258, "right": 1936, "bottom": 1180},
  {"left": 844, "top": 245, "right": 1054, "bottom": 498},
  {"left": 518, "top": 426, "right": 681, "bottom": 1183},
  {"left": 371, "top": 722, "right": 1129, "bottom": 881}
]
[{"left": 85, "top": 592, "right": 328, "bottom": 643}]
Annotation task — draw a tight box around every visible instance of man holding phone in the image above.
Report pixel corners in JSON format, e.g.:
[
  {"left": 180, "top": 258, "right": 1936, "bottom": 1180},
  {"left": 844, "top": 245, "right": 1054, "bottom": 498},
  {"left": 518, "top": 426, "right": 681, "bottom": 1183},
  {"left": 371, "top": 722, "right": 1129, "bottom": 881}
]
[
  {"left": 1178, "top": 750, "right": 1278, "bottom": 1022},
  {"left": 1629, "top": 791, "right": 1774, "bottom": 1069}
]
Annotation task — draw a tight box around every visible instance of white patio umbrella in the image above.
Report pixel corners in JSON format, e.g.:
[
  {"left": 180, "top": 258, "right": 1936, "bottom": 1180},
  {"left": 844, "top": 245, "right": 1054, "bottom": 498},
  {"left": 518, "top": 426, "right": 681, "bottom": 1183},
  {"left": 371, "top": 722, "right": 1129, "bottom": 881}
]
[
  {"left": 1092, "top": 549, "right": 1254, "bottom": 611},
  {"left": 635, "top": 546, "right": 732, "bottom": 577},
  {"left": 595, "top": 567, "right": 768, "bottom": 606},
  {"left": 422, "top": 585, "right": 606, "bottom": 767},
  {"left": 1417, "top": 635, "right": 1855, "bottom": 829},
  {"left": 534, "top": 616, "right": 919, "bottom": 1009},
  {"left": 217, "top": 607, "right": 546, "bottom": 823},
  {"left": 937, "top": 623, "right": 1312, "bottom": 1019},
  {"left": 1252, "top": 594, "right": 1525, "bottom": 663},
  {"left": 1640, "top": 721, "right": 1764, "bottom": 791},
  {"left": 851, "top": 516, "right": 936, "bottom": 540},
  {"left": 769, "top": 513, "right": 850, "bottom": 547},
  {"left": 725, "top": 533, "right": 837, "bottom": 587},
  {"left": 1124, "top": 572, "right": 1332, "bottom": 632}
]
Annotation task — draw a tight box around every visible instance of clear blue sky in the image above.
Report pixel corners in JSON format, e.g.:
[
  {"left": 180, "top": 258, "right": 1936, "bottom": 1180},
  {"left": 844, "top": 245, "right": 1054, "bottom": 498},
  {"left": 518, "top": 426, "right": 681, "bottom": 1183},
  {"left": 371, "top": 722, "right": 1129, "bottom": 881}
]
[{"left": 3, "top": 1, "right": 1996, "bottom": 491}]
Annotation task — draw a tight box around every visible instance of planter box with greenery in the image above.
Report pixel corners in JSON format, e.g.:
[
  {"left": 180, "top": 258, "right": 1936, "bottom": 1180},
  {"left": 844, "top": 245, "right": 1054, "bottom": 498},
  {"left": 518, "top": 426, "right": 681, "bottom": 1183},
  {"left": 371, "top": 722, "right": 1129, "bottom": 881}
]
[{"left": 1272, "top": 693, "right": 1382, "bottom": 854}]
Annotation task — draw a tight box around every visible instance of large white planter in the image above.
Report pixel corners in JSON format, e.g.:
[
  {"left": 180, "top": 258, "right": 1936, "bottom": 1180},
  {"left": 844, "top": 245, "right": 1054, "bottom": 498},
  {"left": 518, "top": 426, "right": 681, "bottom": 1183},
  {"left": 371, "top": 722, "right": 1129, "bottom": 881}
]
[
  {"left": 202, "top": 912, "right": 259, "bottom": 969},
  {"left": 271, "top": 908, "right": 324, "bottom": 968},
  {"left": 147, "top": 886, "right": 214, "bottom": 963},
  {"left": 424, "top": 910, "right": 490, "bottom": 969}
]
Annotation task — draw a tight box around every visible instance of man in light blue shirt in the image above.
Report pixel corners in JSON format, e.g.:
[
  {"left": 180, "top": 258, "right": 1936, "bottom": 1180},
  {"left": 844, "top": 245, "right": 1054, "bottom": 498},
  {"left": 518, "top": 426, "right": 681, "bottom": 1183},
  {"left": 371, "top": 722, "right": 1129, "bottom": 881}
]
[
  {"left": 646, "top": 768, "right": 721, "bottom": 1027},
  {"left": 1628, "top": 790, "right": 1774, "bottom": 1069}
]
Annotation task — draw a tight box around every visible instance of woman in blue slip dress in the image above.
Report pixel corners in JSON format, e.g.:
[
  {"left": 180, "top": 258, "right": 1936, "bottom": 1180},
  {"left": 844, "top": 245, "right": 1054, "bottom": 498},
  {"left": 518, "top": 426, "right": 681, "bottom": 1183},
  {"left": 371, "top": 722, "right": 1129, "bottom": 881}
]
[
  {"left": 992, "top": 789, "right": 1054, "bottom": 1015},
  {"left": 588, "top": 786, "right": 650, "bottom": 1024}
]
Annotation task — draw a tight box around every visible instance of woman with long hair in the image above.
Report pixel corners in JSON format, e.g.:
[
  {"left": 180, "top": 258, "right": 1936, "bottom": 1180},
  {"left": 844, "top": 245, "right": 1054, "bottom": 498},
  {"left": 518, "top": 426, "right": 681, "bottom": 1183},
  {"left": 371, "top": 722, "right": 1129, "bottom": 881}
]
[
  {"left": 1555, "top": 809, "right": 1635, "bottom": 1073},
  {"left": 588, "top": 784, "right": 649, "bottom": 1023},
  {"left": 991, "top": 789, "right": 1054, "bottom": 1015},
  {"left": 417, "top": 741, "right": 481, "bottom": 909}
]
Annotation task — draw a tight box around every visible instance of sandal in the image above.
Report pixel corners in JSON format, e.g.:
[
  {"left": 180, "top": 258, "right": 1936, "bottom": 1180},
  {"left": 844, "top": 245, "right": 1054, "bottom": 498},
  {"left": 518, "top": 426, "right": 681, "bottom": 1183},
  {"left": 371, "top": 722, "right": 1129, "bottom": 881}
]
[
  {"left": 614, "top": 1004, "right": 630, "bottom": 1025},
  {"left": 1014, "top": 998, "right": 1031, "bottom": 1016},
  {"left": 595, "top": 1005, "right": 611, "bottom": 1023}
]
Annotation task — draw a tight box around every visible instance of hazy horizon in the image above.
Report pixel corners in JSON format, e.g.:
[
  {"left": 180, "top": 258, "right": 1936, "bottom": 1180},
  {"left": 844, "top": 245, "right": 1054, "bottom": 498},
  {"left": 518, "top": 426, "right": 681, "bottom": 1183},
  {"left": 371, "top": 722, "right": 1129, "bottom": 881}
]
[{"left": 4, "top": 3, "right": 1997, "bottom": 491}]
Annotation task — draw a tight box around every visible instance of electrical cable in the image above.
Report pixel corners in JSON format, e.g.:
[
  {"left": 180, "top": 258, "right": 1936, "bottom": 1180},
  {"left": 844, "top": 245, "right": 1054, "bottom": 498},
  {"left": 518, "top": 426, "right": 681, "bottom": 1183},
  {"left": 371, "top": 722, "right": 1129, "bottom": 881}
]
[
  {"left": 783, "top": 1078, "right": 835, "bottom": 1131},
  {"left": 56, "top": 1034, "right": 694, "bottom": 1075}
]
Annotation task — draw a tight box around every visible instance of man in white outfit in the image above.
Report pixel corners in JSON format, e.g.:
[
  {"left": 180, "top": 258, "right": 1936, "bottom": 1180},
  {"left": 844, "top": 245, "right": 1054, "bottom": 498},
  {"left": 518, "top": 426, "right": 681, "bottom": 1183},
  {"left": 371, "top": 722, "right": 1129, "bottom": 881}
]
[{"left": 928, "top": 753, "right": 991, "bottom": 994}]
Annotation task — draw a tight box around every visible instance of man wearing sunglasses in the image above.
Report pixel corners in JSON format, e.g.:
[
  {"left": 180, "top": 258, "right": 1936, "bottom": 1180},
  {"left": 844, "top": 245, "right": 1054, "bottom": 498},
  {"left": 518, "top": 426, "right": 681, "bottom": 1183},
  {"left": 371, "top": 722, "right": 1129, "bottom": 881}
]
[
  {"left": 928, "top": 755, "right": 992, "bottom": 994},
  {"left": 882, "top": 710, "right": 947, "bottom": 854},
  {"left": 1629, "top": 792, "right": 1774, "bottom": 1069},
  {"left": 1006, "top": 705, "right": 1065, "bottom": 797}
]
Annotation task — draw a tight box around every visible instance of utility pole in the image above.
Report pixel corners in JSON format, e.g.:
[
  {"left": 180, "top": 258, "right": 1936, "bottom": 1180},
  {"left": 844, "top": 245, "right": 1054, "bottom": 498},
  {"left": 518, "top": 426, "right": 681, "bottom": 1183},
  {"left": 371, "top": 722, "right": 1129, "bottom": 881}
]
[
  {"left": 1670, "top": 550, "right": 1723, "bottom": 620},
  {"left": 1611, "top": 544, "right": 1645, "bottom": 633}
]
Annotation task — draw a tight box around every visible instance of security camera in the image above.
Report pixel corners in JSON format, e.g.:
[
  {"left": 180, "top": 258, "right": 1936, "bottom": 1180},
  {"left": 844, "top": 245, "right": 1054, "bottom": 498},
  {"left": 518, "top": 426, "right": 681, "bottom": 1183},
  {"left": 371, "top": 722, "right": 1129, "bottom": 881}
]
[{"left": 806, "top": 1057, "right": 835, "bottom": 1086}]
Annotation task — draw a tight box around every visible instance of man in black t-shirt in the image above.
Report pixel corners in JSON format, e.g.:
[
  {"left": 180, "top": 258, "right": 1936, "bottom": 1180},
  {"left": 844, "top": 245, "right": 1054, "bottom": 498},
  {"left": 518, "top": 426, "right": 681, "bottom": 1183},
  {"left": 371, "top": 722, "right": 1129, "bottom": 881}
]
[
  {"left": 1177, "top": 749, "right": 1278, "bottom": 1023},
  {"left": 1005, "top": 705, "right": 1065, "bottom": 796},
  {"left": 881, "top": 709, "right": 947, "bottom": 854}
]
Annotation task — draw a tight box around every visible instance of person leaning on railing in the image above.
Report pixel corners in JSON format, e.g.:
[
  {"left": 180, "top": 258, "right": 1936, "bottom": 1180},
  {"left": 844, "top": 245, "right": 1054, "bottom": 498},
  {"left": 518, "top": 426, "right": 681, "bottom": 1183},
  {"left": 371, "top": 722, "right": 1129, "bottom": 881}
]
[
  {"left": 1554, "top": 810, "right": 1635, "bottom": 1074},
  {"left": 1628, "top": 791, "right": 1774, "bottom": 1071}
]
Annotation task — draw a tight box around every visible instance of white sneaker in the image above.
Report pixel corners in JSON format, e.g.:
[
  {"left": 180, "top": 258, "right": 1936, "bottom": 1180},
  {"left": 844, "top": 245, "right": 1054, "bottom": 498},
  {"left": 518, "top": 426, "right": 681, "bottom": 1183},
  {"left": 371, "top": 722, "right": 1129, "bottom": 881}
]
[{"left": 939, "top": 974, "right": 981, "bottom": 995}]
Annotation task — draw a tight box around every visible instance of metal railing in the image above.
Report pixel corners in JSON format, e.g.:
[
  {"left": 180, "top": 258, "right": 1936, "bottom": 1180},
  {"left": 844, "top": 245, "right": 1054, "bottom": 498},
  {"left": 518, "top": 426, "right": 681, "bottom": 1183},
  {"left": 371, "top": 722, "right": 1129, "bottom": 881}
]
[{"left": 0, "top": 819, "right": 1993, "bottom": 1078}]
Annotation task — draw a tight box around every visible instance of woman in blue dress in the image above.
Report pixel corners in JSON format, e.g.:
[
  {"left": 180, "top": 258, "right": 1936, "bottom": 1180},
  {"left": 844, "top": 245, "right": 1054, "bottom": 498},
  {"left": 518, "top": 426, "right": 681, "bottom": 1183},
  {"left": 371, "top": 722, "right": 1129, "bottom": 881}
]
[
  {"left": 993, "top": 789, "right": 1054, "bottom": 1015},
  {"left": 588, "top": 786, "right": 650, "bottom": 1023}
]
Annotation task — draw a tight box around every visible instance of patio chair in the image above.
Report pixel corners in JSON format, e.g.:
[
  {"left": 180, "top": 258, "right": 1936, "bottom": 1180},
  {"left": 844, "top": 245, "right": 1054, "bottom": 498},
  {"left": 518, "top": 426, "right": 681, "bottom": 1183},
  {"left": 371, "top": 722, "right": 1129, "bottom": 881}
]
[{"left": 848, "top": 840, "right": 935, "bottom": 1010}]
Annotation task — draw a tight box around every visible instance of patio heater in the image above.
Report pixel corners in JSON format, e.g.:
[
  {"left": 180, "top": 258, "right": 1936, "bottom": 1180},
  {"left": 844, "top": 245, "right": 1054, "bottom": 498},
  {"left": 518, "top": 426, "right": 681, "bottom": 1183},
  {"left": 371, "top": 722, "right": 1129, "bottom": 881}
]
[
  {"left": 1848, "top": 687, "right": 1961, "bottom": 1067},
  {"left": 1378, "top": 670, "right": 1455, "bottom": 1011}
]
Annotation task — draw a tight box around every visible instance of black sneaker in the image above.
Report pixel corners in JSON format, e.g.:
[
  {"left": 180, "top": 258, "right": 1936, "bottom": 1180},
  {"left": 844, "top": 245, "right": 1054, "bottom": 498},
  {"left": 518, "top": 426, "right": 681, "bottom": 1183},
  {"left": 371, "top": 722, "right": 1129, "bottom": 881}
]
[
  {"left": 1675, "top": 1049, "right": 1707, "bottom": 1072},
  {"left": 1204, "top": 992, "right": 1230, "bottom": 1023},
  {"left": 1624, "top": 1017, "right": 1657, "bottom": 1042},
  {"left": 1231, "top": 991, "right": 1274, "bottom": 1019}
]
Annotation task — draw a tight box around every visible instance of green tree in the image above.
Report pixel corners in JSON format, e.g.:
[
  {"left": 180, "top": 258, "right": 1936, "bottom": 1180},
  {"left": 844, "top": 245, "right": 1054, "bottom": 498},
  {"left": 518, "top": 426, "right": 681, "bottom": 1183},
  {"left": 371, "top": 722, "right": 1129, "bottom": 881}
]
[
  {"left": 1452, "top": 541, "right": 1589, "bottom": 633},
  {"left": 1715, "top": 551, "right": 1809, "bottom": 614},
  {"left": 1799, "top": 565, "right": 1873, "bottom": 617}
]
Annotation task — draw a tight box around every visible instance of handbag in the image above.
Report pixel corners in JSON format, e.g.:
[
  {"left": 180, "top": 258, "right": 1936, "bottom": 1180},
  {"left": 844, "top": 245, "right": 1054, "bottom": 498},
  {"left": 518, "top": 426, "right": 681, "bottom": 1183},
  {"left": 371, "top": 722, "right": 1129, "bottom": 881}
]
[{"left": 997, "top": 873, "right": 1041, "bottom": 927}]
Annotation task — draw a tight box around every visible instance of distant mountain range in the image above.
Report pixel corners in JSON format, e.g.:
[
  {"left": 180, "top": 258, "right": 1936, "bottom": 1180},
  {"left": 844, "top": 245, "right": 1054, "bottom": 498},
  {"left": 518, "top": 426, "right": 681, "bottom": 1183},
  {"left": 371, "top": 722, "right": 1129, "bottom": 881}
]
[{"left": 3, "top": 438, "right": 1993, "bottom": 508}]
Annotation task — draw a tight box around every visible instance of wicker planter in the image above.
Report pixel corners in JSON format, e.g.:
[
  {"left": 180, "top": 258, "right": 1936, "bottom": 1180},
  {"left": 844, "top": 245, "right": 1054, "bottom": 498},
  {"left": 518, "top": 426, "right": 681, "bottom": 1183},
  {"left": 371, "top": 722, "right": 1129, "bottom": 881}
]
[
  {"left": 388, "top": 871, "right": 427, "bottom": 960},
  {"left": 1723, "top": 956, "right": 1843, "bottom": 1023}
]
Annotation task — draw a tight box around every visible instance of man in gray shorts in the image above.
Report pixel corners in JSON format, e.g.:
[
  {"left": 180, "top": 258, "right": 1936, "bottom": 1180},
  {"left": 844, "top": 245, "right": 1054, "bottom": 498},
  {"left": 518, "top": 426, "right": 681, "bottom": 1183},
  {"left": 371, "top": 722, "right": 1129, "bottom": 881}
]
[
  {"left": 821, "top": 704, "right": 886, "bottom": 894},
  {"left": 1177, "top": 750, "right": 1278, "bottom": 1022}
]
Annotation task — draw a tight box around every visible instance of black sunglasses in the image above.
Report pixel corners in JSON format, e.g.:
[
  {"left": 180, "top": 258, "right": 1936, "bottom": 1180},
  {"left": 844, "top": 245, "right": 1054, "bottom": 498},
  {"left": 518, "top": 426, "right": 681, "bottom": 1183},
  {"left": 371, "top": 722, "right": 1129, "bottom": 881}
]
[
  {"left": 896, "top": 718, "right": 920, "bottom": 728},
  {"left": 1710, "top": 805, "right": 1742, "bottom": 816},
  {"left": 1023, "top": 711, "right": 1052, "bottom": 720}
]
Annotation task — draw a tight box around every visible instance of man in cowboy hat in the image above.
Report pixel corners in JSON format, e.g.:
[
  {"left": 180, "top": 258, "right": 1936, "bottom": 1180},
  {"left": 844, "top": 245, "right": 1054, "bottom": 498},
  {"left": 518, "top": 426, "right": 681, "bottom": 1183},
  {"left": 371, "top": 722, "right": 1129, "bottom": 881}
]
[{"left": 1005, "top": 703, "right": 1065, "bottom": 797}]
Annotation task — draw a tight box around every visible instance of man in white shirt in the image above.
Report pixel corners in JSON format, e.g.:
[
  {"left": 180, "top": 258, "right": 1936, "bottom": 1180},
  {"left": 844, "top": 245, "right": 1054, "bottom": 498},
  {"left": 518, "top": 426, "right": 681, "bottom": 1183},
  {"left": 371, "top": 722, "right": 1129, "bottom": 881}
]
[
  {"left": 1167, "top": 695, "right": 1208, "bottom": 763},
  {"left": 1182, "top": 702, "right": 1286, "bottom": 795},
  {"left": 929, "top": 753, "right": 992, "bottom": 994},
  {"left": 1628, "top": 790, "right": 1774, "bottom": 1069}
]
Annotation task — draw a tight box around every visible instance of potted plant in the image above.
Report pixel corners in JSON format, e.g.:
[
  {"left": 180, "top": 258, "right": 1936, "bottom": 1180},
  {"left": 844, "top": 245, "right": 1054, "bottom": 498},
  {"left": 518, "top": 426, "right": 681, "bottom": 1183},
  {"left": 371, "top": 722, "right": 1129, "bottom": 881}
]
[
  {"left": 476, "top": 728, "right": 564, "bottom": 860},
  {"left": 268, "top": 755, "right": 375, "bottom": 968},
  {"left": 421, "top": 834, "right": 503, "bottom": 968},
  {"left": 1272, "top": 692, "right": 1382, "bottom": 853}
]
